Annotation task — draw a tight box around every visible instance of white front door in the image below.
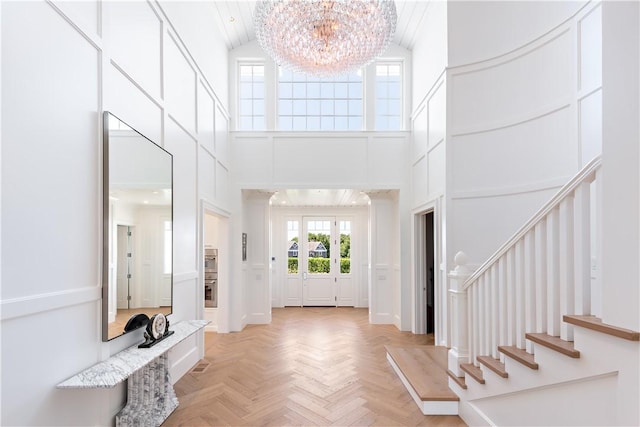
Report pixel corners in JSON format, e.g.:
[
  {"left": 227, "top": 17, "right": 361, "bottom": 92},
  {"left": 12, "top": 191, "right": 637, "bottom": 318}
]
[{"left": 302, "top": 217, "right": 336, "bottom": 306}]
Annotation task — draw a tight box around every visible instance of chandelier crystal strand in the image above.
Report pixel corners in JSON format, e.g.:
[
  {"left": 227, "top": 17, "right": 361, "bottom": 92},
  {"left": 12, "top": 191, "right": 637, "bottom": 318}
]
[{"left": 254, "top": 0, "right": 397, "bottom": 76}]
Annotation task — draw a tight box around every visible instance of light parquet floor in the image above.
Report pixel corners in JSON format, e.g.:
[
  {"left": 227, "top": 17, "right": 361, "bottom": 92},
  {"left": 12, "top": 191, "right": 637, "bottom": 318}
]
[{"left": 165, "top": 307, "right": 466, "bottom": 427}]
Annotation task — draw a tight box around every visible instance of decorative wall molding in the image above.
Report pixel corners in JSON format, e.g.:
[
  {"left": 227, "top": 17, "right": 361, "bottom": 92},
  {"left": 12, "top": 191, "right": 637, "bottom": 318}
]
[
  {"left": 152, "top": 0, "right": 230, "bottom": 119},
  {"left": 167, "top": 113, "right": 198, "bottom": 143},
  {"left": 110, "top": 60, "right": 164, "bottom": 110},
  {"left": 451, "top": 176, "right": 568, "bottom": 200},
  {"left": 0, "top": 286, "right": 101, "bottom": 321},
  {"left": 411, "top": 70, "right": 446, "bottom": 120},
  {"left": 47, "top": 0, "right": 103, "bottom": 51},
  {"left": 450, "top": 101, "right": 571, "bottom": 138}
]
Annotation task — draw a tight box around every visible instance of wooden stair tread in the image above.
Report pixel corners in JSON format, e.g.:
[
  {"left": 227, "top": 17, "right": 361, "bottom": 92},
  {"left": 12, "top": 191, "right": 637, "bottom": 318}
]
[
  {"left": 476, "top": 356, "right": 508, "bottom": 378},
  {"left": 446, "top": 370, "right": 467, "bottom": 390},
  {"left": 564, "top": 315, "right": 640, "bottom": 341},
  {"left": 498, "top": 346, "right": 539, "bottom": 369},
  {"left": 460, "top": 363, "right": 485, "bottom": 384},
  {"left": 385, "top": 345, "right": 459, "bottom": 401},
  {"left": 526, "top": 333, "right": 580, "bottom": 358}
]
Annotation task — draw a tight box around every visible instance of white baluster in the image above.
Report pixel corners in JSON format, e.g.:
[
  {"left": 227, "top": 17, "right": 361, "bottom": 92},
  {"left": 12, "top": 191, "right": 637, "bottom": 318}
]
[
  {"left": 535, "top": 220, "right": 547, "bottom": 333},
  {"left": 490, "top": 264, "right": 498, "bottom": 359},
  {"left": 478, "top": 275, "right": 486, "bottom": 360},
  {"left": 506, "top": 248, "right": 516, "bottom": 346},
  {"left": 498, "top": 257, "right": 508, "bottom": 362},
  {"left": 484, "top": 272, "right": 491, "bottom": 358},
  {"left": 560, "top": 196, "right": 575, "bottom": 341},
  {"left": 593, "top": 168, "right": 603, "bottom": 318},
  {"left": 524, "top": 230, "right": 536, "bottom": 353},
  {"left": 472, "top": 285, "right": 479, "bottom": 364},
  {"left": 515, "top": 240, "right": 526, "bottom": 348},
  {"left": 547, "top": 207, "right": 561, "bottom": 336},
  {"left": 574, "top": 181, "right": 592, "bottom": 315}
]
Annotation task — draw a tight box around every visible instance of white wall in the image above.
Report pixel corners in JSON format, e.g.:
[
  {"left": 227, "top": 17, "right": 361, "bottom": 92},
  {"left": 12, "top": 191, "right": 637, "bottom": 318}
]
[
  {"left": 230, "top": 132, "right": 410, "bottom": 329},
  {"left": 445, "top": 1, "right": 601, "bottom": 268},
  {"left": 410, "top": 0, "right": 448, "bottom": 342},
  {"left": 600, "top": 0, "right": 640, "bottom": 334},
  {"left": 0, "top": 0, "right": 230, "bottom": 424}
]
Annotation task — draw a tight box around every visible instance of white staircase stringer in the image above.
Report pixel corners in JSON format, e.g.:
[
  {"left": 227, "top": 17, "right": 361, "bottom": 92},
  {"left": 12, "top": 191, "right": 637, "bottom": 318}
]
[{"left": 452, "top": 328, "right": 639, "bottom": 426}]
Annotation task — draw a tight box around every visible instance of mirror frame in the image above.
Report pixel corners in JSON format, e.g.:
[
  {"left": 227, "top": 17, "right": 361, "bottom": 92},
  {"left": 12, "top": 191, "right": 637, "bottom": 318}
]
[{"left": 102, "top": 111, "right": 173, "bottom": 341}]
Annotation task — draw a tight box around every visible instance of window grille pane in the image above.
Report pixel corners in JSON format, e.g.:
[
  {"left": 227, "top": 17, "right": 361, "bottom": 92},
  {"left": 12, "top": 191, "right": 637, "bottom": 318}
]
[
  {"left": 307, "top": 99, "right": 321, "bottom": 116},
  {"left": 335, "top": 116, "right": 348, "bottom": 130},
  {"left": 279, "top": 100, "right": 293, "bottom": 116},
  {"left": 238, "top": 63, "right": 265, "bottom": 130},
  {"left": 279, "top": 116, "right": 292, "bottom": 130},
  {"left": 292, "top": 116, "right": 306, "bottom": 130},
  {"left": 335, "top": 100, "right": 348, "bottom": 116},
  {"left": 277, "top": 67, "right": 363, "bottom": 130},
  {"left": 349, "top": 116, "right": 362, "bottom": 130},
  {"left": 293, "top": 99, "right": 307, "bottom": 115},
  {"left": 307, "top": 82, "right": 321, "bottom": 98},
  {"left": 375, "top": 62, "right": 402, "bottom": 130},
  {"left": 307, "top": 116, "right": 321, "bottom": 130},
  {"left": 321, "top": 100, "right": 334, "bottom": 115}
]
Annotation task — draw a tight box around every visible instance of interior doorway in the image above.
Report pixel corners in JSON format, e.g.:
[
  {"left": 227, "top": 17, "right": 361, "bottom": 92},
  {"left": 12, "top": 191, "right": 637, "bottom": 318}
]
[
  {"left": 415, "top": 209, "right": 437, "bottom": 335},
  {"left": 202, "top": 205, "right": 230, "bottom": 332},
  {"left": 116, "top": 224, "right": 134, "bottom": 310},
  {"left": 425, "top": 212, "right": 435, "bottom": 334}
]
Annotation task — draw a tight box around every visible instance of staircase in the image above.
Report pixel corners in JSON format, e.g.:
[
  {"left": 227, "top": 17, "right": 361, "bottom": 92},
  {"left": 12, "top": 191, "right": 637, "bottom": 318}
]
[
  {"left": 443, "top": 155, "right": 640, "bottom": 425},
  {"left": 388, "top": 155, "right": 639, "bottom": 425}
]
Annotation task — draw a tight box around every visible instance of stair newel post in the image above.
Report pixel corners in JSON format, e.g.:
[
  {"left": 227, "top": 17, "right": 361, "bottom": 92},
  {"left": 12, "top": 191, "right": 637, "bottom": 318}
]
[{"left": 448, "top": 251, "right": 472, "bottom": 377}]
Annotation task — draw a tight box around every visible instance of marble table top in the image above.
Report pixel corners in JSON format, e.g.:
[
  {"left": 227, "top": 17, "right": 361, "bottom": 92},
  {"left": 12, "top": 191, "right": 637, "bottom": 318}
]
[{"left": 57, "top": 320, "right": 209, "bottom": 389}]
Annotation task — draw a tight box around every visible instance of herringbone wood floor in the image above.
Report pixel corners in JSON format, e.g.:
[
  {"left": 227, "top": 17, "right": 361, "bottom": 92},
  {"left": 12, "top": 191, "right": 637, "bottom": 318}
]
[{"left": 165, "top": 307, "right": 466, "bottom": 427}]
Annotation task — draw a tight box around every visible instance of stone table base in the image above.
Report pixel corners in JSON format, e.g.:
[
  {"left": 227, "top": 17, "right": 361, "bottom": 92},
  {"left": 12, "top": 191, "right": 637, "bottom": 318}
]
[{"left": 116, "top": 353, "right": 178, "bottom": 427}]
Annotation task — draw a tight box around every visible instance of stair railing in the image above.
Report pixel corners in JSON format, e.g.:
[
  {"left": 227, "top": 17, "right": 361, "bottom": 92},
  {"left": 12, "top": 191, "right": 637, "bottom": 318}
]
[{"left": 454, "top": 155, "right": 602, "bottom": 369}]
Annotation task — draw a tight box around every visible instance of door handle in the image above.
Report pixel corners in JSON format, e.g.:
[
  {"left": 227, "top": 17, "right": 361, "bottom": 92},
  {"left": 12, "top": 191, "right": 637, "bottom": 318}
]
[{"left": 303, "top": 272, "right": 307, "bottom": 280}]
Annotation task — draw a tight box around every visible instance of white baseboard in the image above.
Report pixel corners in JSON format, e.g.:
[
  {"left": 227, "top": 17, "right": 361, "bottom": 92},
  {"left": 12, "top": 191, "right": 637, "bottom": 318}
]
[{"left": 169, "top": 345, "right": 201, "bottom": 384}]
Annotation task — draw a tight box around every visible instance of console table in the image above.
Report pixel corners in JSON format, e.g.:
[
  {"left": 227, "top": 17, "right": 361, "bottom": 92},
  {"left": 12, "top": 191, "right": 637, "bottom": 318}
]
[{"left": 58, "top": 320, "right": 209, "bottom": 426}]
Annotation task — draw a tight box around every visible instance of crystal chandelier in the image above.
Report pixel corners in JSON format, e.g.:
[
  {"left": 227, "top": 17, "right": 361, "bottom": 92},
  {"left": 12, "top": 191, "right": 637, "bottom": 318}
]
[{"left": 254, "top": 0, "right": 397, "bottom": 76}]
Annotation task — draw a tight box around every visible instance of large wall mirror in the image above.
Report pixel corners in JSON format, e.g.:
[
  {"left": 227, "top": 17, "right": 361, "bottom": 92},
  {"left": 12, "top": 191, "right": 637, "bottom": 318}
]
[{"left": 103, "top": 112, "right": 173, "bottom": 341}]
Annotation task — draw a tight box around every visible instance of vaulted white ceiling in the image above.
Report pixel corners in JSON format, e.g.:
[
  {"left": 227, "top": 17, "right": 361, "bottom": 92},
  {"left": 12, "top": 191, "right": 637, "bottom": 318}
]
[{"left": 211, "top": 1, "right": 431, "bottom": 51}]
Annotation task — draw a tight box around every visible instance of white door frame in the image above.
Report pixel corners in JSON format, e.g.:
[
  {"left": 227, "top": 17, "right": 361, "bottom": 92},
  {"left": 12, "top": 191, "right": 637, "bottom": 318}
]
[{"left": 413, "top": 200, "right": 440, "bottom": 339}]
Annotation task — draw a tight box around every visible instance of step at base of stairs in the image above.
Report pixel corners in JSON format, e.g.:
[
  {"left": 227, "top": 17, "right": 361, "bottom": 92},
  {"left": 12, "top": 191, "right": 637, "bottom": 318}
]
[
  {"left": 385, "top": 346, "right": 459, "bottom": 415},
  {"left": 498, "top": 346, "right": 539, "bottom": 369},
  {"left": 526, "top": 333, "right": 580, "bottom": 358},
  {"left": 446, "top": 369, "right": 467, "bottom": 390},
  {"left": 460, "top": 363, "right": 485, "bottom": 384},
  {"left": 477, "top": 356, "right": 508, "bottom": 378}
]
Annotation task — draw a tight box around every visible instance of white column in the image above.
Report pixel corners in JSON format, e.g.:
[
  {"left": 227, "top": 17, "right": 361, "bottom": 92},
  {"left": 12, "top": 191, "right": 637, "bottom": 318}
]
[
  {"left": 448, "top": 251, "right": 471, "bottom": 376},
  {"left": 367, "top": 193, "right": 397, "bottom": 324}
]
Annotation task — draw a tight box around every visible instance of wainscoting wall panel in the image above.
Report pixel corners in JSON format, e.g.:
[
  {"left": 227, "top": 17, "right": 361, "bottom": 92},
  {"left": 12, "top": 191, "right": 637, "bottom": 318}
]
[{"left": 108, "top": 0, "right": 162, "bottom": 100}]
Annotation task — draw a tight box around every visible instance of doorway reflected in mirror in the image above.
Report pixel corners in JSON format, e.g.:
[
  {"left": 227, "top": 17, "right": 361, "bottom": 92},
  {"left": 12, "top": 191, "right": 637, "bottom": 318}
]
[{"left": 103, "top": 112, "right": 173, "bottom": 341}]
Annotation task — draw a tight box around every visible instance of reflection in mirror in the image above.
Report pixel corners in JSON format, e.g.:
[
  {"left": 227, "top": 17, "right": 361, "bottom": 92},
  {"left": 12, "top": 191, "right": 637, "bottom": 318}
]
[{"left": 103, "top": 112, "right": 173, "bottom": 341}]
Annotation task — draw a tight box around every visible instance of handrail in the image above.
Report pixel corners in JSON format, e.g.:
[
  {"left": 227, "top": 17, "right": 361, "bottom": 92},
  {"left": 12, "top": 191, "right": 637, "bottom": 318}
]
[{"left": 463, "top": 155, "right": 602, "bottom": 290}]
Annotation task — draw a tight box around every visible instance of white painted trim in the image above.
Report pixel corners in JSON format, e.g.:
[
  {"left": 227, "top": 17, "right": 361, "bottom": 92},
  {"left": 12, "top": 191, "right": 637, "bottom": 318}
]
[
  {"left": 1, "top": 286, "right": 101, "bottom": 321},
  {"left": 169, "top": 343, "right": 201, "bottom": 385},
  {"left": 458, "top": 400, "right": 493, "bottom": 427},
  {"left": 386, "top": 353, "right": 459, "bottom": 416},
  {"left": 450, "top": 101, "right": 571, "bottom": 138},
  {"left": 173, "top": 270, "right": 198, "bottom": 283},
  {"left": 451, "top": 177, "right": 567, "bottom": 200}
]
